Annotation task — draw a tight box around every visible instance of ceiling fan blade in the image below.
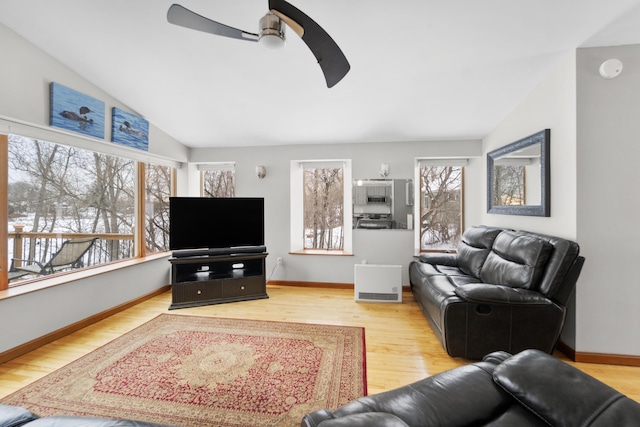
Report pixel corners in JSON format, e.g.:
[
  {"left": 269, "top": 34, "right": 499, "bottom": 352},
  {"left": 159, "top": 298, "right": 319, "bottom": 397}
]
[
  {"left": 268, "top": 0, "right": 350, "bottom": 88},
  {"left": 167, "top": 4, "right": 259, "bottom": 42}
]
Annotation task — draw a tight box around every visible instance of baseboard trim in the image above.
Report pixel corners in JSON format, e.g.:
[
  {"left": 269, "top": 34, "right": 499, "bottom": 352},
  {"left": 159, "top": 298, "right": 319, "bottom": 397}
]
[
  {"left": 556, "top": 341, "right": 576, "bottom": 360},
  {"left": 267, "top": 280, "right": 353, "bottom": 289},
  {"left": 575, "top": 352, "right": 640, "bottom": 367},
  {"left": 267, "top": 280, "right": 412, "bottom": 292},
  {"left": 556, "top": 341, "right": 640, "bottom": 367},
  {"left": 0, "top": 285, "right": 170, "bottom": 365}
]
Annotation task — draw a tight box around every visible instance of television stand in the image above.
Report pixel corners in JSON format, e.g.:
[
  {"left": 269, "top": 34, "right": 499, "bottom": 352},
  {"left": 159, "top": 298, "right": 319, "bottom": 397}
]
[{"left": 169, "top": 252, "right": 268, "bottom": 310}]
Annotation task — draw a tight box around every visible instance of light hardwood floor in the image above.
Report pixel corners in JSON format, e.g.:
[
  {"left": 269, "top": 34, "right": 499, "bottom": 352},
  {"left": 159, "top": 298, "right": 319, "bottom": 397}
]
[{"left": 1, "top": 285, "right": 639, "bottom": 403}]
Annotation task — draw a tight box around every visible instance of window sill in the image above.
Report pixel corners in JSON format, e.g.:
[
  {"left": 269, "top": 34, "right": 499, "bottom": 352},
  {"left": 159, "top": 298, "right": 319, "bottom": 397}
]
[
  {"left": 0, "top": 252, "right": 170, "bottom": 301},
  {"left": 289, "top": 249, "right": 353, "bottom": 256}
]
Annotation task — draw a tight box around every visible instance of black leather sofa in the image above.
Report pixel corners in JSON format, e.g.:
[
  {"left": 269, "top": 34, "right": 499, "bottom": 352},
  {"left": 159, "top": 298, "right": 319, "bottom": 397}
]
[
  {"left": 301, "top": 349, "right": 640, "bottom": 426},
  {"left": 0, "top": 405, "right": 175, "bottom": 427},
  {"left": 409, "top": 225, "right": 584, "bottom": 359}
]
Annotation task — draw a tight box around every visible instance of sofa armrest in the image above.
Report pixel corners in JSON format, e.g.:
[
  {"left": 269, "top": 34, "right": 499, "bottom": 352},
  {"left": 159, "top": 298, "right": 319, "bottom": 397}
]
[
  {"left": 493, "top": 349, "right": 640, "bottom": 426},
  {"left": 417, "top": 253, "right": 458, "bottom": 267},
  {"left": 454, "top": 284, "right": 553, "bottom": 306},
  {"left": 302, "top": 356, "right": 509, "bottom": 427},
  {"left": 301, "top": 412, "right": 409, "bottom": 427},
  {"left": 25, "top": 416, "right": 176, "bottom": 426},
  {"left": 301, "top": 409, "right": 334, "bottom": 427},
  {"left": 0, "top": 404, "right": 39, "bottom": 427}
]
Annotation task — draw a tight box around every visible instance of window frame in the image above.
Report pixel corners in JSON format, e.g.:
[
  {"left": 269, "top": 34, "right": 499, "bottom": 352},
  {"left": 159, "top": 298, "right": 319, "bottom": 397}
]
[
  {"left": 1, "top": 134, "right": 8, "bottom": 290},
  {"left": 414, "top": 158, "right": 467, "bottom": 255},
  {"left": 142, "top": 162, "right": 175, "bottom": 255},
  {"left": 0, "top": 120, "right": 180, "bottom": 290},
  {"left": 290, "top": 159, "right": 352, "bottom": 255}
]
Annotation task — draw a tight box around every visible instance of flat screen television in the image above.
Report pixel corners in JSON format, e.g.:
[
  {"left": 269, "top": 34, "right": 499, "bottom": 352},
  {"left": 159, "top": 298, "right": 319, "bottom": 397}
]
[{"left": 169, "top": 197, "right": 264, "bottom": 254}]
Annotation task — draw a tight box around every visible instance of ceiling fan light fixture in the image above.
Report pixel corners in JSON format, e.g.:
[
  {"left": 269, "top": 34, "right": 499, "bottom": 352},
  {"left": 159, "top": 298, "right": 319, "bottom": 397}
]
[
  {"left": 258, "top": 12, "right": 285, "bottom": 49},
  {"left": 166, "top": 2, "right": 350, "bottom": 87}
]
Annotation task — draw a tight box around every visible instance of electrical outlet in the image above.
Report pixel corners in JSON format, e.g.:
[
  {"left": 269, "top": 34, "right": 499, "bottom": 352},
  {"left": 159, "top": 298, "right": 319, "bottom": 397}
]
[{"left": 276, "top": 256, "right": 284, "bottom": 265}]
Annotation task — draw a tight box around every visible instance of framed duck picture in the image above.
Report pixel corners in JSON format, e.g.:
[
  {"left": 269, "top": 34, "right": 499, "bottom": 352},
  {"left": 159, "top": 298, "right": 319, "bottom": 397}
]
[
  {"left": 50, "top": 82, "right": 105, "bottom": 139},
  {"left": 111, "top": 107, "right": 149, "bottom": 151}
]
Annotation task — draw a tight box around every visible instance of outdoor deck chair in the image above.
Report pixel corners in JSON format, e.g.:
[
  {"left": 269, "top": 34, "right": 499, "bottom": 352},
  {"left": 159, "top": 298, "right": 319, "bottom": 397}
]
[{"left": 9, "top": 237, "right": 98, "bottom": 279}]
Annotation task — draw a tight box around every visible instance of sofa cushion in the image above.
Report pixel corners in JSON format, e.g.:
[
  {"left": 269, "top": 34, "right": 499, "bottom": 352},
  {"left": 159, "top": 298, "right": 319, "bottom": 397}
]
[
  {"left": 457, "top": 226, "right": 504, "bottom": 278},
  {"left": 515, "top": 231, "right": 580, "bottom": 299},
  {"left": 435, "top": 265, "right": 468, "bottom": 277},
  {"left": 417, "top": 252, "right": 458, "bottom": 266},
  {"left": 447, "top": 275, "right": 483, "bottom": 287},
  {"left": 480, "top": 231, "right": 552, "bottom": 290}
]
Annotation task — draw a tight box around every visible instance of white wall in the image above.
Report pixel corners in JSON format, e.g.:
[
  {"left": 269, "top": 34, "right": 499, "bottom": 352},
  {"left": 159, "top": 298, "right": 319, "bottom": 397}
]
[
  {"left": 481, "top": 52, "right": 579, "bottom": 349},
  {"left": 0, "top": 23, "right": 188, "bottom": 163},
  {"left": 482, "top": 46, "right": 640, "bottom": 357},
  {"left": 0, "top": 259, "right": 170, "bottom": 354},
  {"left": 0, "top": 23, "right": 182, "bottom": 354},
  {"left": 481, "top": 52, "right": 578, "bottom": 239},
  {"left": 575, "top": 45, "right": 640, "bottom": 356},
  {"left": 190, "top": 140, "right": 483, "bottom": 285}
]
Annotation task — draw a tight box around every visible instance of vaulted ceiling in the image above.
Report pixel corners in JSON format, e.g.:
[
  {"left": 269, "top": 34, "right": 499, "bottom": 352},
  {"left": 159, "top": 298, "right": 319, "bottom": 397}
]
[{"left": 2, "top": 0, "right": 640, "bottom": 147}]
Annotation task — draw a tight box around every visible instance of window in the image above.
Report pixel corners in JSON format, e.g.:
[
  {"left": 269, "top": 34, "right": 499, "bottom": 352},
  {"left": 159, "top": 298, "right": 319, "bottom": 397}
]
[
  {"left": 4, "top": 133, "right": 176, "bottom": 288},
  {"left": 417, "top": 160, "right": 465, "bottom": 252},
  {"left": 290, "top": 160, "right": 352, "bottom": 254},
  {"left": 304, "top": 166, "right": 344, "bottom": 250},
  {"left": 199, "top": 163, "right": 235, "bottom": 197},
  {"left": 144, "top": 163, "right": 173, "bottom": 253}
]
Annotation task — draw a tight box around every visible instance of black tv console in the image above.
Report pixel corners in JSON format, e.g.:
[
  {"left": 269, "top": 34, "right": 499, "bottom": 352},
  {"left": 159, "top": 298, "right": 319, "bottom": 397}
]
[{"left": 169, "top": 252, "right": 268, "bottom": 310}]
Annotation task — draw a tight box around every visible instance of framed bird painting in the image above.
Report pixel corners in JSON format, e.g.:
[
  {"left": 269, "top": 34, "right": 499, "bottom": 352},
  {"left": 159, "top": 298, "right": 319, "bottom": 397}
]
[
  {"left": 50, "top": 82, "right": 105, "bottom": 139},
  {"left": 112, "top": 107, "right": 149, "bottom": 151}
]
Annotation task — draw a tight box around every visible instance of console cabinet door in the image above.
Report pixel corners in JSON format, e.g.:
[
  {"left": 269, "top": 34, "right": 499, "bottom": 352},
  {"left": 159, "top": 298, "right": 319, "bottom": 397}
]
[
  {"left": 223, "top": 276, "right": 264, "bottom": 298},
  {"left": 172, "top": 281, "right": 223, "bottom": 304}
]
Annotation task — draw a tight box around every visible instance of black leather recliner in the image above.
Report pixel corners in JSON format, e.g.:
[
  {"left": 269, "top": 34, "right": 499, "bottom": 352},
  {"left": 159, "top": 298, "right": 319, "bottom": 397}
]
[
  {"left": 409, "top": 225, "right": 584, "bottom": 359},
  {"left": 0, "top": 405, "right": 174, "bottom": 427},
  {"left": 301, "top": 349, "right": 640, "bottom": 426}
]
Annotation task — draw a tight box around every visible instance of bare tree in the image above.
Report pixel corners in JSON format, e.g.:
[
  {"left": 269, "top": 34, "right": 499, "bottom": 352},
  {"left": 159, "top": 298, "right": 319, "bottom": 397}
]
[
  {"left": 7, "top": 181, "right": 35, "bottom": 215},
  {"left": 8, "top": 137, "right": 77, "bottom": 261},
  {"left": 303, "top": 168, "right": 343, "bottom": 250},
  {"left": 203, "top": 170, "right": 235, "bottom": 197},
  {"left": 87, "top": 153, "right": 135, "bottom": 260},
  {"left": 420, "top": 166, "right": 462, "bottom": 250},
  {"left": 493, "top": 165, "right": 525, "bottom": 205},
  {"left": 145, "top": 164, "right": 172, "bottom": 252},
  {"left": 8, "top": 135, "right": 137, "bottom": 264}
]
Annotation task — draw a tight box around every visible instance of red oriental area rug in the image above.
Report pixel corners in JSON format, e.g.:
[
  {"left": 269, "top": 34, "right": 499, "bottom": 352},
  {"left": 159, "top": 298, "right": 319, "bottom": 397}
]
[{"left": 2, "top": 314, "right": 366, "bottom": 427}]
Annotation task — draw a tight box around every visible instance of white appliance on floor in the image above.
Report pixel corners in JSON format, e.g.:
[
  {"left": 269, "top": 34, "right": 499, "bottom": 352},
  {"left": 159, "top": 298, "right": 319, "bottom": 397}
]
[{"left": 354, "top": 264, "right": 402, "bottom": 303}]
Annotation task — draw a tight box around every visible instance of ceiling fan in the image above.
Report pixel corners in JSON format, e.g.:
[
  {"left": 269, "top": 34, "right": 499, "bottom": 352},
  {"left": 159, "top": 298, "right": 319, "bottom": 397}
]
[{"left": 167, "top": 0, "right": 350, "bottom": 88}]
